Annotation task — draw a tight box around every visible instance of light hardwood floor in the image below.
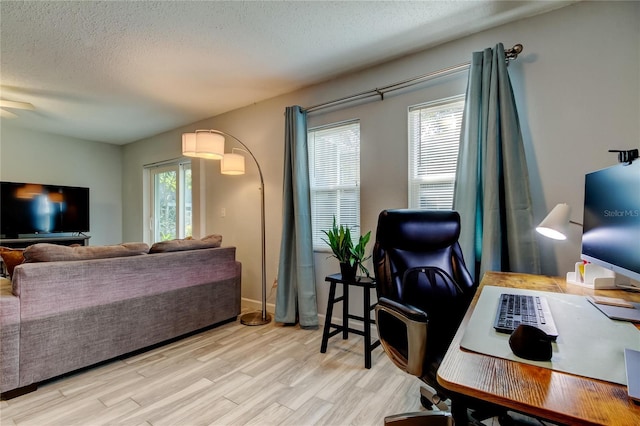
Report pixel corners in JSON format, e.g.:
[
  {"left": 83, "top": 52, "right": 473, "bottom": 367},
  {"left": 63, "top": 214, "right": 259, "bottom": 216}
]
[{"left": 1, "top": 318, "right": 430, "bottom": 425}]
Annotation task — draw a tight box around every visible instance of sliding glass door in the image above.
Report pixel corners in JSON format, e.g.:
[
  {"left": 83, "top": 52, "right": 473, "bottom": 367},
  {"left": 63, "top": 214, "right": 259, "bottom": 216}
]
[{"left": 148, "top": 161, "right": 192, "bottom": 243}]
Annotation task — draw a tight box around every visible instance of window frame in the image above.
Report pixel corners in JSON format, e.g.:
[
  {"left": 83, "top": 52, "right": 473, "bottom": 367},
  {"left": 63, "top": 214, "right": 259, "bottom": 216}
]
[
  {"left": 408, "top": 94, "right": 465, "bottom": 210},
  {"left": 308, "top": 119, "right": 361, "bottom": 252}
]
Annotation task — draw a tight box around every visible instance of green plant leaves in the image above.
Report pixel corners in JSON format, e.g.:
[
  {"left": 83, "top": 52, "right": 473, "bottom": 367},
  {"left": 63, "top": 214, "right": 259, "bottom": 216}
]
[
  {"left": 321, "top": 216, "right": 352, "bottom": 263},
  {"left": 322, "top": 217, "right": 371, "bottom": 277}
]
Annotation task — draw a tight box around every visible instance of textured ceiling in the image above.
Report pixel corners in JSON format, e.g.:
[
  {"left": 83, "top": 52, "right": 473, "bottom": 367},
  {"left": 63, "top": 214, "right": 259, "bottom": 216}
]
[{"left": 0, "top": 1, "right": 574, "bottom": 145}]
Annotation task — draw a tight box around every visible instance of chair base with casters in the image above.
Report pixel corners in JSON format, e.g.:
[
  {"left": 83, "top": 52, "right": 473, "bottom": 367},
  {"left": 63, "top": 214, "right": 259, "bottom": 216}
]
[
  {"left": 384, "top": 411, "right": 453, "bottom": 426},
  {"left": 420, "top": 387, "right": 449, "bottom": 412}
]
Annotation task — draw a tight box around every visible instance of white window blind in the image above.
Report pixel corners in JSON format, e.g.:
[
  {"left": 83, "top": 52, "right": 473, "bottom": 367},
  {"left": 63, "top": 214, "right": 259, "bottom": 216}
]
[
  {"left": 308, "top": 121, "right": 361, "bottom": 250},
  {"left": 408, "top": 95, "right": 464, "bottom": 209}
]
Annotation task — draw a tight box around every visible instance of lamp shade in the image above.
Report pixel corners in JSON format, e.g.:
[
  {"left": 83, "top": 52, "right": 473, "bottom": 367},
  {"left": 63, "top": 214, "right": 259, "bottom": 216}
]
[
  {"left": 195, "top": 131, "right": 225, "bottom": 159},
  {"left": 181, "top": 133, "right": 197, "bottom": 157},
  {"left": 221, "top": 152, "right": 245, "bottom": 175},
  {"left": 536, "top": 203, "right": 571, "bottom": 240}
]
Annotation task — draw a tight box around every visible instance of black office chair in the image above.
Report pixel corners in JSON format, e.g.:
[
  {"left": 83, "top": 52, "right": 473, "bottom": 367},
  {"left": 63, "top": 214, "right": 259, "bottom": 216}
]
[{"left": 373, "top": 209, "right": 506, "bottom": 425}]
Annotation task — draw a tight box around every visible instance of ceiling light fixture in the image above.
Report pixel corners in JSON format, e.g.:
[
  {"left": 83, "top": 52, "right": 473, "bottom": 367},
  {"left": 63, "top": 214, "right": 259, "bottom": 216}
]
[
  {"left": 0, "top": 99, "right": 35, "bottom": 119},
  {"left": 0, "top": 100, "right": 35, "bottom": 110}
]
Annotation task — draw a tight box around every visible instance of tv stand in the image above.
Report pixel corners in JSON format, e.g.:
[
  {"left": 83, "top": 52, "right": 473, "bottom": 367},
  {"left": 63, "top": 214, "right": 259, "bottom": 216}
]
[{"left": 0, "top": 235, "right": 90, "bottom": 249}]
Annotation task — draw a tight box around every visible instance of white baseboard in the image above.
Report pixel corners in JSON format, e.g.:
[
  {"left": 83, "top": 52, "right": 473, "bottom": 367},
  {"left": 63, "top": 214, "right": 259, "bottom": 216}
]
[
  {"left": 240, "top": 297, "right": 276, "bottom": 315},
  {"left": 241, "top": 297, "right": 373, "bottom": 333}
]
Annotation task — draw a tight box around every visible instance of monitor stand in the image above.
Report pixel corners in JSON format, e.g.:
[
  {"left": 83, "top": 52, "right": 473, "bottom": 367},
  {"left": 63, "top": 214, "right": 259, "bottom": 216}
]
[{"left": 616, "top": 280, "right": 640, "bottom": 293}]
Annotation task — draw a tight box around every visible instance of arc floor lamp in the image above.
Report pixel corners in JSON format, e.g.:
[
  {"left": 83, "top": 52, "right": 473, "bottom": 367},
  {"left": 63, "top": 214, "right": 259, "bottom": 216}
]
[{"left": 182, "top": 129, "right": 271, "bottom": 326}]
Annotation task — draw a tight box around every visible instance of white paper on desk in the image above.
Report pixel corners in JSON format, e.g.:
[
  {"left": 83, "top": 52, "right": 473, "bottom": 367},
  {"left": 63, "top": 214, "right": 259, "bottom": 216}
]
[{"left": 460, "top": 285, "right": 640, "bottom": 385}]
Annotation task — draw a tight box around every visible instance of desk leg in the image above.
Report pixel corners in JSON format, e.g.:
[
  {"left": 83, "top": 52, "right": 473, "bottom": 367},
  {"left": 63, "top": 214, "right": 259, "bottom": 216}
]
[
  {"left": 321, "top": 281, "right": 337, "bottom": 353},
  {"left": 364, "top": 285, "right": 372, "bottom": 369},
  {"left": 342, "top": 283, "right": 349, "bottom": 339}
]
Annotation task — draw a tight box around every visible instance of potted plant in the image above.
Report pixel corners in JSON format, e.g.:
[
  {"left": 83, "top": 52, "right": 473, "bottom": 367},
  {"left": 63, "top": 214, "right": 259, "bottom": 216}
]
[{"left": 322, "top": 217, "right": 371, "bottom": 281}]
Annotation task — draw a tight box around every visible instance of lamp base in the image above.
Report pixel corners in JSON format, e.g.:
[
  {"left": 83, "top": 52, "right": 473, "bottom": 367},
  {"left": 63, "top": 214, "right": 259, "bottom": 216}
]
[{"left": 240, "top": 311, "right": 272, "bottom": 326}]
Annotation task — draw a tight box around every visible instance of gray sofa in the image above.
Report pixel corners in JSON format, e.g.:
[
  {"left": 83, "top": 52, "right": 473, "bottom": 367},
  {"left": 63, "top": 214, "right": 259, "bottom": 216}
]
[{"left": 0, "top": 242, "right": 241, "bottom": 398}]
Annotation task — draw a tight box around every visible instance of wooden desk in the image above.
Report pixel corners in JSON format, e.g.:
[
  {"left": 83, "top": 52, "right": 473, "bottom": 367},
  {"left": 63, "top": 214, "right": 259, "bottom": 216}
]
[{"left": 437, "top": 271, "right": 640, "bottom": 426}]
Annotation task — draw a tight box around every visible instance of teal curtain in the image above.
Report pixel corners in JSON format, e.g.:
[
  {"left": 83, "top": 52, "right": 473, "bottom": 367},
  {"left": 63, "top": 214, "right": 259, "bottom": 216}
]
[
  {"left": 275, "top": 106, "right": 318, "bottom": 328},
  {"left": 453, "top": 44, "right": 540, "bottom": 282}
]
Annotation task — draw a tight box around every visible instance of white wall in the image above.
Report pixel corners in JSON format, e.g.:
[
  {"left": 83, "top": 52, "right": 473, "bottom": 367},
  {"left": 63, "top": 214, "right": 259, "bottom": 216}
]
[
  {"left": 0, "top": 122, "right": 123, "bottom": 246},
  {"left": 122, "top": 1, "right": 639, "bottom": 318},
  {"left": 120, "top": 126, "right": 189, "bottom": 243}
]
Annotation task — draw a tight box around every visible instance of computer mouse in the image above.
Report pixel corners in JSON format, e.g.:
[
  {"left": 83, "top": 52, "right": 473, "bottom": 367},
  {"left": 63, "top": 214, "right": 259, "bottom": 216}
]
[{"left": 509, "top": 324, "right": 552, "bottom": 361}]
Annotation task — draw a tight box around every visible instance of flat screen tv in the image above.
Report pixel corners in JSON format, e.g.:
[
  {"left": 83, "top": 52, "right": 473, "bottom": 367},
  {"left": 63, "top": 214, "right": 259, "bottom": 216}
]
[
  {"left": 1, "top": 181, "right": 90, "bottom": 237},
  {"left": 581, "top": 160, "right": 640, "bottom": 285}
]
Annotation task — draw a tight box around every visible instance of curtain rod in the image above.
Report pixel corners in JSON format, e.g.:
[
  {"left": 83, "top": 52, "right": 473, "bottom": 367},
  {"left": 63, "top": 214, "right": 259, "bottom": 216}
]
[
  {"left": 303, "top": 43, "right": 523, "bottom": 114},
  {"left": 143, "top": 157, "right": 184, "bottom": 168}
]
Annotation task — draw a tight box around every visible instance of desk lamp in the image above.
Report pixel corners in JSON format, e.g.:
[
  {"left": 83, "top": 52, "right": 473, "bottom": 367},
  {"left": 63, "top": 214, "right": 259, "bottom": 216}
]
[
  {"left": 536, "top": 203, "right": 623, "bottom": 289},
  {"left": 535, "top": 203, "right": 582, "bottom": 240}
]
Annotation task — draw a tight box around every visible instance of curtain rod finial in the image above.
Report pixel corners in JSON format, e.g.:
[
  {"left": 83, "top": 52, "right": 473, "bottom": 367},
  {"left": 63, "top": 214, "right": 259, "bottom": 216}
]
[
  {"left": 505, "top": 44, "right": 524, "bottom": 63},
  {"left": 506, "top": 44, "right": 524, "bottom": 59}
]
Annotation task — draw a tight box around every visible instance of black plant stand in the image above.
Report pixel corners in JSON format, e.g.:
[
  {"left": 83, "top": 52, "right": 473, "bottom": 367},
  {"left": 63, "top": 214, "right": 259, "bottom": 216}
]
[{"left": 320, "top": 273, "right": 380, "bottom": 368}]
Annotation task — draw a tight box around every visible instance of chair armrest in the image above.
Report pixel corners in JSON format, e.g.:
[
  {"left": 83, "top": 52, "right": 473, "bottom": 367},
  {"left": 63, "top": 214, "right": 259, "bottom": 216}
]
[
  {"left": 375, "top": 297, "right": 428, "bottom": 376},
  {"left": 378, "top": 297, "right": 429, "bottom": 323}
]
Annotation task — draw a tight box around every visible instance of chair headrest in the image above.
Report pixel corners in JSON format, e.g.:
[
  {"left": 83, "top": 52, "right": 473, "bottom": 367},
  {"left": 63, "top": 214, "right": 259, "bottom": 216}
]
[{"left": 375, "top": 209, "right": 461, "bottom": 251}]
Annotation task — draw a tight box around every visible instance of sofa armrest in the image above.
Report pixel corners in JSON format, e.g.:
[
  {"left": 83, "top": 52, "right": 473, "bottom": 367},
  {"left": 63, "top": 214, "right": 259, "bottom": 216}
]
[{"left": 1, "top": 280, "right": 20, "bottom": 393}]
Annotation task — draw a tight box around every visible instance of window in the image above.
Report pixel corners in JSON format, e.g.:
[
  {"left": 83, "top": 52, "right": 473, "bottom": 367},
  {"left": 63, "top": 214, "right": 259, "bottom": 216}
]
[
  {"left": 308, "top": 121, "right": 361, "bottom": 250},
  {"left": 408, "top": 95, "right": 464, "bottom": 209},
  {"left": 147, "top": 160, "right": 192, "bottom": 243}
]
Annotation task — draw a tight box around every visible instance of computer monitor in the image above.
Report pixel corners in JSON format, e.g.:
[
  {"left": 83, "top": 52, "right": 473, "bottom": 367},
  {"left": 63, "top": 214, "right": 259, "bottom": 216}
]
[{"left": 581, "top": 160, "right": 640, "bottom": 288}]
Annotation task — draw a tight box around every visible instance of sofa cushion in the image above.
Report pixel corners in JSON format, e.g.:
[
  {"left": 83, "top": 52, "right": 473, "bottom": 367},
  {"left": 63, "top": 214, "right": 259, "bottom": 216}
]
[
  {"left": 149, "top": 234, "right": 222, "bottom": 253},
  {"left": 0, "top": 247, "right": 25, "bottom": 277},
  {"left": 23, "top": 242, "right": 149, "bottom": 263}
]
